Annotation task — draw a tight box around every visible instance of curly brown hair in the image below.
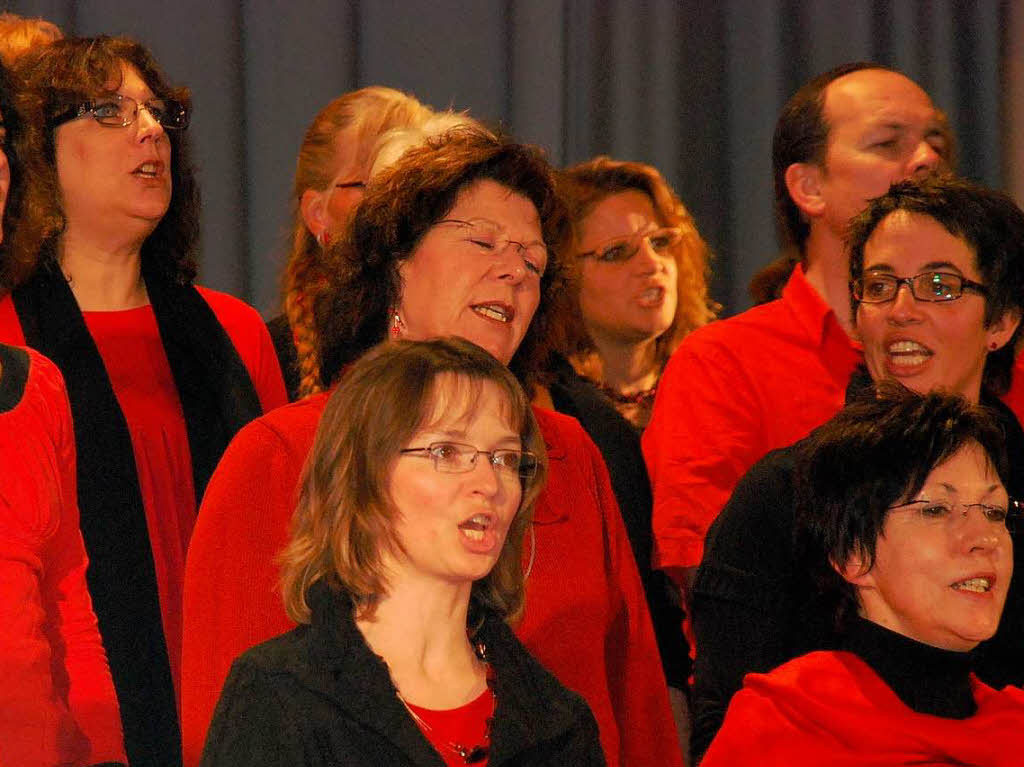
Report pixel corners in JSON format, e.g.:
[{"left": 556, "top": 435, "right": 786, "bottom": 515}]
[
  {"left": 283, "top": 87, "right": 432, "bottom": 399},
  {"left": 552, "top": 156, "right": 717, "bottom": 378},
  {"left": 315, "top": 127, "right": 570, "bottom": 388},
  {"left": 5, "top": 35, "right": 197, "bottom": 289},
  {"left": 280, "top": 337, "right": 547, "bottom": 625}
]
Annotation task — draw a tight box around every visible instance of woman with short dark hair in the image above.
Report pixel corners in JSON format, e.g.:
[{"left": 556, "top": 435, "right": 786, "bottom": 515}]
[{"left": 703, "top": 387, "right": 1024, "bottom": 765}]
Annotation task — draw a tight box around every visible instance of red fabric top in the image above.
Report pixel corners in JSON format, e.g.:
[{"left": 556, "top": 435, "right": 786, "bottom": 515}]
[
  {"left": 0, "top": 346, "right": 125, "bottom": 767},
  {"left": 0, "top": 288, "right": 288, "bottom": 708},
  {"left": 182, "top": 396, "right": 681, "bottom": 767},
  {"left": 701, "top": 649, "right": 1024, "bottom": 766},
  {"left": 405, "top": 687, "right": 494, "bottom": 767},
  {"left": 643, "top": 265, "right": 862, "bottom": 575}
]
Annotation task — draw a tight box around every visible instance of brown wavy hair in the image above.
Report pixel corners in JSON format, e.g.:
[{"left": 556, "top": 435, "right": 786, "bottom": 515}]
[
  {"left": 315, "top": 127, "right": 570, "bottom": 389},
  {"left": 284, "top": 87, "right": 432, "bottom": 399},
  {"left": 552, "top": 156, "right": 717, "bottom": 378},
  {"left": 6, "top": 35, "right": 197, "bottom": 289},
  {"left": 279, "top": 337, "right": 547, "bottom": 625}
]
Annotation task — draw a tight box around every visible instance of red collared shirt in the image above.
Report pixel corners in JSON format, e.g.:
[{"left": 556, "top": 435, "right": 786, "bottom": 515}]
[{"left": 643, "top": 265, "right": 862, "bottom": 575}]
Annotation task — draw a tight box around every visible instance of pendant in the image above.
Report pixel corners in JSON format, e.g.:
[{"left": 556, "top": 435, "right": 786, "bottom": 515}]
[{"left": 455, "top": 743, "right": 489, "bottom": 763}]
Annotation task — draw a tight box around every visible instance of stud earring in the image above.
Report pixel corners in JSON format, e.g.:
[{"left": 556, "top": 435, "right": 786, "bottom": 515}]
[
  {"left": 316, "top": 230, "right": 329, "bottom": 247},
  {"left": 990, "top": 341, "right": 999, "bottom": 351}
]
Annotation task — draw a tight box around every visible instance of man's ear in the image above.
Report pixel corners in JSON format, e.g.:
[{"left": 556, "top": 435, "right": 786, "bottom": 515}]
[
  {"left": 785, "top": 162, "right": 826, "bottom": 219},
  {"left": 300, "top": 188, "right": 329, "bottom": 242}
]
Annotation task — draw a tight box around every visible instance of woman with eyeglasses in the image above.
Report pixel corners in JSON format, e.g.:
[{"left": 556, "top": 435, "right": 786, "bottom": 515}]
[
  {"left": 184, "top": 128, "right": 682, "bottom": 767},
  {"left": 690, "top": 176, "right": 1024, "bottom": 760},
  {"left": 702, "top": 387, "right": 1024, "bottom": 766},
  {"left": 200, "top": 337, "right": 604, "bottom": 767},
  {"left": 536, "top": 158, "right": 716, "bottom": 744},
  {"left": 546, "top": 157, "right": 716, "bottom": 432},
  {"left": 0, "top": 55, "right": 126, "bottom": 767},
  {"left": 0, "top": 36, "right": 287, "bottom": 767}
]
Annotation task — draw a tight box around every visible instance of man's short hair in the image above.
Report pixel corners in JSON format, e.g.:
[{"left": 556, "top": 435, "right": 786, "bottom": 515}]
[{"left": 772, "top": 62, "right": 895, "bottom": 252}]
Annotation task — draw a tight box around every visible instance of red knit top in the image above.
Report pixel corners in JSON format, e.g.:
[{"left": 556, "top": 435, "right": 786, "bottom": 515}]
[{"left": 0, "top": 345, "right": 126, "bottom": 766}]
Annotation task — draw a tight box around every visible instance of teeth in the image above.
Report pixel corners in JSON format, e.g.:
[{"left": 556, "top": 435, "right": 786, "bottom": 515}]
[
  {"left": 462, "top": 528, "right": 485, "bottom": 541},
  {"left": 887, "top": 340, "right": 931, "bottom": 367},
  {"left": 135, "top": 162, "right": 159, "bottom": 176},
  {"left": 640, "top": 287, "right": 663, "bottom": 303},
  {"left": 953, "top": 578, "right": 991, "bottom": 593},
  {"left": 888, "top": 341, "right": 930, "bottom": 354},
  {"left": 472, "top": 305, "right": 510, "bottom": 323}
]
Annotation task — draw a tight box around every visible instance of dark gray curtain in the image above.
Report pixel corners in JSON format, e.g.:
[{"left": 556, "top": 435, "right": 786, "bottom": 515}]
[{"left": 10, "top": 0, "right": 1009, "bottom": 316}]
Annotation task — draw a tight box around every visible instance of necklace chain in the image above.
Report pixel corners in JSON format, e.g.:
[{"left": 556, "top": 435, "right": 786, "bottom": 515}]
[{"left": 394, "top": 640, "right": 494, "bottom": 764}]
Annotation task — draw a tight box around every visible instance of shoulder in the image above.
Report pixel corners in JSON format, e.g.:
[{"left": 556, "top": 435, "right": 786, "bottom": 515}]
[
  {"left": 196, "top": 286, "right": 268, "bottom": 334},
  {"left": 230, "top": 626, "right": 311, "bottom": 679},
  {"left": 235, "top": 393, "right": 328, "bottom": 452},
  {"left": 531, "top": 405, "right": 594, "bottom": 453},
  {"left": 484, "top": 617, "right": 595, "bottom": 723}
]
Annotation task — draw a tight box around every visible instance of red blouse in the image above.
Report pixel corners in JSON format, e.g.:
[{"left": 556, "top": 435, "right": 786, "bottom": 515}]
[
  {"left": 0, "top": 346, "right": 125, "bottom": 766},
  {"left": 0, "top": 288, "right": 288, "bottom": 707}
]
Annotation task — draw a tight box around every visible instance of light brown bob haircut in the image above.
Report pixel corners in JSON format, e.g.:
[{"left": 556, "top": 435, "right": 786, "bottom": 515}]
[
  {"left": 553, "top": 156, "right": 717, "bottom": 375},
  {"left": 279, "top": 336, "right": 547, "bottom": 626}
]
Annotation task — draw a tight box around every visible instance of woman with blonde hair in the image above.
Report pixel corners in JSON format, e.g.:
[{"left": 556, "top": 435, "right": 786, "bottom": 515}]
[{"left": 267, "top": 86, "right": 432, "bottom": 399}]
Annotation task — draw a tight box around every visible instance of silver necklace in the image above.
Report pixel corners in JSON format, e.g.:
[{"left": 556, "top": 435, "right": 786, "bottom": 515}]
[{"left": 394, "top": 640, "right": 494, "bottom": 764}]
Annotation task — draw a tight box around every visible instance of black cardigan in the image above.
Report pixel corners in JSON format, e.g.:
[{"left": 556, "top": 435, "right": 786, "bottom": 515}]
[
  {"left": 200, "top": 584, "right": 606, "bottom": 767},
  {"left": 689, "top": 382, "right": 1024, "bottom": 759}
]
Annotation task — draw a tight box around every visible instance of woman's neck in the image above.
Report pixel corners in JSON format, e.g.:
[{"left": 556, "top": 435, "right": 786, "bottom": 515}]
[
  {"left": 844, "top": 615, "right": 976, "bottom": 719},
  {"left": 584, "top": 335, "right": 660, "bottom": 394},
  {"left": 58, "top": 231, "right": 148, "bottom": 311},
  {"left": 356, "top": 577, "right": 484, "bottom": 709}
]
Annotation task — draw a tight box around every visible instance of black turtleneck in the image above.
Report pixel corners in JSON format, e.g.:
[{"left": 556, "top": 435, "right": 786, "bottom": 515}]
[{"left": 844, "top": 617, "right": 976, "bottom": 719}]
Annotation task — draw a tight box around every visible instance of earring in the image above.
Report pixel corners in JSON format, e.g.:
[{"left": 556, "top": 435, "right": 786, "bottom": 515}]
[
  {"left": 316, "top": 230, "right": 329, "bottom": 247},
  {"left": 990, "top": 341, "right": 999, "bottom": 351},
  {"left": 389, "top": 308, "right": 405, "bottom": 338}
]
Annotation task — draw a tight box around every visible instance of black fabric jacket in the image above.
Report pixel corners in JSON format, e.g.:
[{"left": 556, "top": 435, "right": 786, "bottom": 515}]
[
  {"left": 690, "top": 374, "right": 1024, "bottom": 759},
  {"left": 547, "top": 354, "right": 690, "bottom": 688},
  {"left": 200, "top": 584, "right": 606, "bottom": 767}
]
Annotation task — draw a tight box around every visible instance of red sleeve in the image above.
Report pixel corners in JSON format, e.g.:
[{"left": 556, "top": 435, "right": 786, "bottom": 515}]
[
  {"left": 584, "top": 432, "right": 685, "bottom": 767},
  {"left": 181, "top": 415, "right": 309, "bottom": 767},
  {"left": 1002, "top": 356, "right": 1024, "bottom": 424},
  {"left": 643, "top": 337, "right": 764, "bottom": 574},
  {"left": 197, "top": 287, "right": 288, "bottom": 414},
  {"left": 0, "top": 294, "right": 27, "bottom": 345},
  {"left": 40, "top": 361, "right": 127, "bottom": 765}
]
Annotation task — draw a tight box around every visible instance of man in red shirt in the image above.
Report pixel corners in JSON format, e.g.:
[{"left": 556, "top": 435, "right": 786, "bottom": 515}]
[{"left": 643, "top": 63, "right": 950, "bottom": 596}]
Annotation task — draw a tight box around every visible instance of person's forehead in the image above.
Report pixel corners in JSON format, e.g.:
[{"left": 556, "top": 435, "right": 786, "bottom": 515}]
[
  {"left": 864, "top": 210, "right": 976, "bottom": 269},
  {"left": 823, "top": 69, "right": 935, "bottom": 131}
]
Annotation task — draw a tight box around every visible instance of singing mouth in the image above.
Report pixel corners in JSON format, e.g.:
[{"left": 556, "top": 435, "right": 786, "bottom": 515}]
[
  {"left": 132, "top": 161, "right": 163, "bottom": 178},
  {"left": 471, "top": 303, "right": 514, "bottom": 323},
  {"left": 458, "top": 513, "right": 493, "bottom": 541},
  {"left": 886, "top": 339, "right": 933, "bottom": 367},
  {"left": 951, "top": 576, "right": 993, "bottom": 593}
]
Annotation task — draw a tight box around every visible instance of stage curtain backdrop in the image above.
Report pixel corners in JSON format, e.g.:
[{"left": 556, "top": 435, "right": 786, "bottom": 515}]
[{"left": 11, "top": 0, "right": 1015, "bottom": 316}]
